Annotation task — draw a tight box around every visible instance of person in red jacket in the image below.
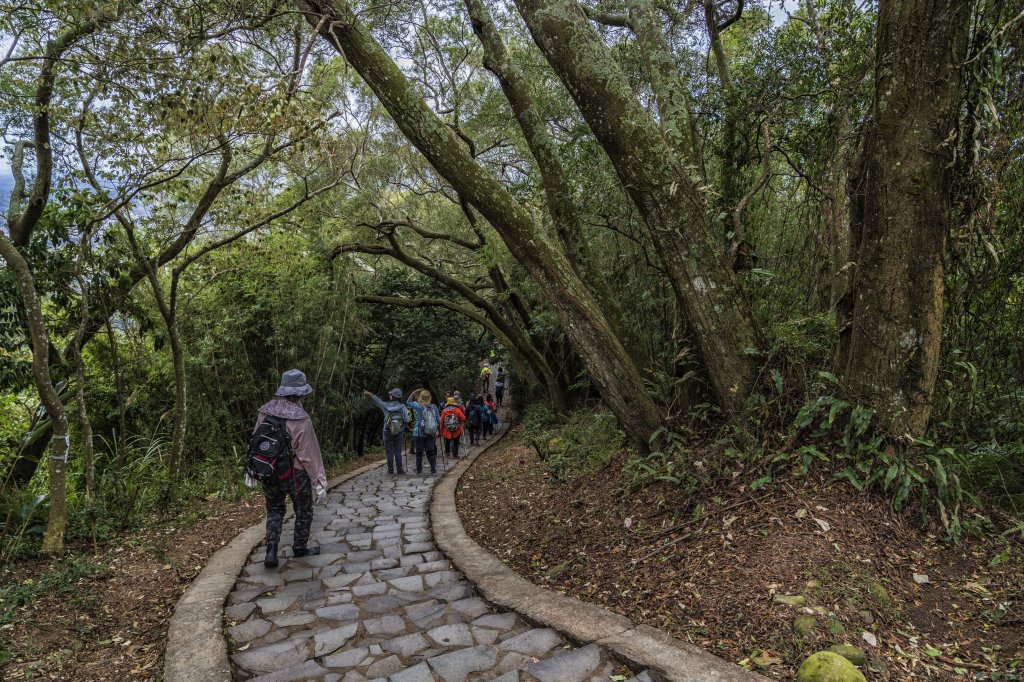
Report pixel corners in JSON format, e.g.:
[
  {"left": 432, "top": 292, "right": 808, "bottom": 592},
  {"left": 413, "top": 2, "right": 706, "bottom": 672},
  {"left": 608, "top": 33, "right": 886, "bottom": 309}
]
[{"left": 440, "top": 397, "right": 467, "bottom": 459}]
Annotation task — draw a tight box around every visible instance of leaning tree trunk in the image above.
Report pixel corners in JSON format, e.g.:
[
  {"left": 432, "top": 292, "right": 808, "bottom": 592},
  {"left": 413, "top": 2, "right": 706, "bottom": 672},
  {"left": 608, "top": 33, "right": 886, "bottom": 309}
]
[
  {"left": 0, "top": 233, "right": 70, "bottom": 555},
  {"left": 836, "top": 0, "right": 972, "bottom": 437},
  {"left": 296, "top": 0, "right": 663, "bottom": 449},
  {"left": 513, "top": 0, "right": 763, "bottom": 415}
]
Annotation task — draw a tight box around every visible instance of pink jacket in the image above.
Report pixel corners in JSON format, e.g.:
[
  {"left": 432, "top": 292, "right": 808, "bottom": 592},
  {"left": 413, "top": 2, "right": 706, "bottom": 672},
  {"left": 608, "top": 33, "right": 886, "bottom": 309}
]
[{"left": 256, "top": 399, "right": 326, "bottom": 490}]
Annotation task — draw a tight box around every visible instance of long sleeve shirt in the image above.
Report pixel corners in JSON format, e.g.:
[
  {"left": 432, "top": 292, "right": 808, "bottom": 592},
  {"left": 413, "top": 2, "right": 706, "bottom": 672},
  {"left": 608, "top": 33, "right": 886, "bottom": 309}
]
[
  {"left": 407, "top": 400, "right": 440, "bottom": 437},
  {"left": 370, "top": 395, "right": 410, "bottom": 438},
  {"left": 256, "top": 402, "right": 326, "bottom": 490}
]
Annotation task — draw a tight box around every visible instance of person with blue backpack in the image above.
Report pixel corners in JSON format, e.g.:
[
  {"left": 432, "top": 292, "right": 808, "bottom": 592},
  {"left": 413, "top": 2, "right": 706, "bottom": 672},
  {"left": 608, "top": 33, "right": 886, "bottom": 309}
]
[
  {"left": 363, "top": 387, "right": 411, "bottom": 475},
  {"left": 407, "top": 388, "right": 441, "bottom": 474}
]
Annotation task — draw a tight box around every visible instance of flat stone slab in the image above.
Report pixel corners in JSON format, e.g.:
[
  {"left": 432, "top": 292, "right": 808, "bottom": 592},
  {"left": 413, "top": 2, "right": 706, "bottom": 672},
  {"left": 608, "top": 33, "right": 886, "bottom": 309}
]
[
  {"left": 497, "top": 628, "right": 564, "bottom": 656},
  {"left": 231, "top": 638, "right": 309, "bottom": 674},
  {"left": 227, "top": 618, "right": 272, "bottom": 643},
  {"left": 527, "top": 643, "right": 602, "bottom": 682},
  {"left": 427, "top": 623, "right": 474, "bottom": 647},
  {"left": 314, "top": 623, "right": 359, "bottom": 656},
  {"left": 427, "top": 644, "right": 498, "bottom": 681}
]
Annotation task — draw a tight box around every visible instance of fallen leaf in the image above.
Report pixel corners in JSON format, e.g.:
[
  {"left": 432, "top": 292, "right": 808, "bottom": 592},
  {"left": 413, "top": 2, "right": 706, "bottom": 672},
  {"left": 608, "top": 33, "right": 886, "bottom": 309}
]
[
  {"left": 913, "top": 573, "right": 930, "bottom": 585},
  {"left": 862, "top": 631, "right": 878, "bottom": 647},
  {"left": 813, "top": 517, "right": 831, "bottom": 532},
  {"left": 795, "top": 509, "right": 807, "bottom": 519}
]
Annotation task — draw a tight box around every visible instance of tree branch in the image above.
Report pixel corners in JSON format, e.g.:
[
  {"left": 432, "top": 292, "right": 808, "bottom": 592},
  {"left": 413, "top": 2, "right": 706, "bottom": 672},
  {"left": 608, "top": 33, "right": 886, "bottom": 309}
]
[{"left": 8, "top": 7, "right": 124, "bottom": 245}]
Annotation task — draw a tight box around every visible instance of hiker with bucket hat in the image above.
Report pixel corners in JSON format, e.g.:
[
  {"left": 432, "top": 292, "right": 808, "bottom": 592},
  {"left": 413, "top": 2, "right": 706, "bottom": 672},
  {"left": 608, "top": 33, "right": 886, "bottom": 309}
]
[
  {"left": 363, "top": 387, "right": 411, "bottom": 475},
  {"left": 407, "top": 389, "right": 441, "bottom": 474},
  {"left": 251, "top": 369, "right": 326, "bottom": 568}
]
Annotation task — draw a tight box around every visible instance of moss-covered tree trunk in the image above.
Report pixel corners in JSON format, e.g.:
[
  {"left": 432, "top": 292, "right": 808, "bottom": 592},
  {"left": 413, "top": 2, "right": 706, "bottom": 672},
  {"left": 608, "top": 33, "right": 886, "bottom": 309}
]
[
  {"left": 296, "top": 0, "right": 663, "bottom": 448},
  {"left": 836, "top": 0, "right": 972, "bottom": 436},
  {"left": 513, "top": 0, "right": 763, "bottom": 415}
]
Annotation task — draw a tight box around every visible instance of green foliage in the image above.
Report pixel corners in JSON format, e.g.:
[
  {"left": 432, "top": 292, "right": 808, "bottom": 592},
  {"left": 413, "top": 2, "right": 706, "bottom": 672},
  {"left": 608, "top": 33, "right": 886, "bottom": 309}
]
[
  {"left": 528, "top": 409, "right": 628, "bottom": 484},
  {"left": 0, "top": 558, "right": 105, "bottom": 625},
  {"left": 778, "top": 393, "right": 969, "bottom": 541}
]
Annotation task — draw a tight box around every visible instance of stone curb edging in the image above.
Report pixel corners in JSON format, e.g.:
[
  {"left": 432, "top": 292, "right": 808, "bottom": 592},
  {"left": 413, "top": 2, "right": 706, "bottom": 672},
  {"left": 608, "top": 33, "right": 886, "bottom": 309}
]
[
  {"left": 431, "top": 427, "right": 765, "bottom": 682},
  {"left": 164, "top": 459, "right": 385, "bottom": 682}
]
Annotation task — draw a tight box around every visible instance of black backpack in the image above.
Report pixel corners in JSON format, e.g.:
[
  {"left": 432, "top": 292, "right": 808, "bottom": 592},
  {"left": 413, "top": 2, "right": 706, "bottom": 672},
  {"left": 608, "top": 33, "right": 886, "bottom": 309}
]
[
  {"left": 246, "top": 415, "right": 294, "bottom": 484},
  {"left": 467, "top": 404, "right": 481, "bottom": 426}
]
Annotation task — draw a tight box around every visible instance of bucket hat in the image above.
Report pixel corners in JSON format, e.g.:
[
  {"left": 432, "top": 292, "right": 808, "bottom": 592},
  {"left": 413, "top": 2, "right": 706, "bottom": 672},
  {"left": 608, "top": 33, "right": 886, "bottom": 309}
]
[
  {"left": 388, "top": 387, "right": 403, "bottom": 399},
  {"left": 275, "top": 369, "right": 313, "bottom": 397}
]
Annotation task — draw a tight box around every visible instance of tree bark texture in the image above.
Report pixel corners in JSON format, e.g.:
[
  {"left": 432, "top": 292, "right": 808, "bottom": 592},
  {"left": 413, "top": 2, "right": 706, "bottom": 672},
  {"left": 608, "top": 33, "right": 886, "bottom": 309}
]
[
  {"left": 297, "top": 0, "right": 663, "bottom": 448},
  {"left": 836, "top": 0, "right": 972, "bottom": 437},
  {"left": 463, "top": 0, "right": 635, "bottom": 356},
  {"left": 513, "top": 0, "right": 763, "bottom": 414},
  {"left": 0, "top": 234, "right": 70, "bottom": 555}
]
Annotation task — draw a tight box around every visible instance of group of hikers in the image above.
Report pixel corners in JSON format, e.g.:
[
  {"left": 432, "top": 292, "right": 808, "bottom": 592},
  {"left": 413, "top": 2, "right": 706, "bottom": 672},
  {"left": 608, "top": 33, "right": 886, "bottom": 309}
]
[
  {"left": 246, "top": 366, "right": 506, "bottom": 567},
  {"left": 478, "top": 360, "right": 506, "bottom": 407},
  {"left": 362, "top": 381, "right": 502, "bottom": 476}
]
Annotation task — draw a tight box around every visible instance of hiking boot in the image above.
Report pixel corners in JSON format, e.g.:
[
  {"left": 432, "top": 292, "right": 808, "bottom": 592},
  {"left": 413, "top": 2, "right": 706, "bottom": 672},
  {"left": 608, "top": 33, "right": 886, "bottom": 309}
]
[
  {"left": 264, "top": 541, "right": 279, "bottom": 568},
  {"left": 293, "top": 546, "right": 320, "bottom": 558}
]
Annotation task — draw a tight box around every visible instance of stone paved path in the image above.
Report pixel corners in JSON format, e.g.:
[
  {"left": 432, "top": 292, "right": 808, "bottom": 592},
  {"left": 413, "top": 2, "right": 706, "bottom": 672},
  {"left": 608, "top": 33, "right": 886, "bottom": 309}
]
[{"left": 225, "top": 443, "right": 655, "bottom": 682}]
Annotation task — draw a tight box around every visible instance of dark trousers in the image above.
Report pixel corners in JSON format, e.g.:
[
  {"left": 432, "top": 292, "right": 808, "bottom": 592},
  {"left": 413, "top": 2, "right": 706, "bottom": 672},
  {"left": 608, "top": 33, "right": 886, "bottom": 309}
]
[
  {"left": 414, "top": 435, "right": 438, "bottom": 473},
  {"left": 444, "top": 435, "right": 461, "bottom": 458},
  {"left": 467, "top": 423, "right": 481, "bottom": 445},
  {"left": 263, "top": 468, "right": 313, "bottom": 550},
  {"left": 495, "top": 387, "right": 504, "bottom": 406},
  {"left": 482, "top": 420, "right": 493, "bottom": 438},
  {"left": 384, "top": 432, "right": 405, "bottom": 473}
]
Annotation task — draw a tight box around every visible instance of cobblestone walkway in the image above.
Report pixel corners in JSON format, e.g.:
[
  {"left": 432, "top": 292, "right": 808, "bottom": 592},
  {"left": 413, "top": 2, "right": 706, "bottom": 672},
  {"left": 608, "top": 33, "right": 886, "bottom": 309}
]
[{"left": 225, "top": 446, "right": 653, "bottom": 682}]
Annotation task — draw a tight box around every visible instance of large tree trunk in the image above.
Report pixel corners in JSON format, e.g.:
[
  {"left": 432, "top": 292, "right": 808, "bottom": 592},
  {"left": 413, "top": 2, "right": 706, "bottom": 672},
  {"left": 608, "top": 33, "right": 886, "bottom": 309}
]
[
  {"left": 297, "top": 0, "right": 663, "bottom": 449},
  {"left": 514, "top": 0, "right": 763, "bottom": 415},
  {"left": 463, "top": 0, "right": 637, "bottom": 357},
  {"left": 0, "top": 234, "right": 70, "bottom": 555},
  {"left": 836, "top": 0, "right": 972, "bottom": 437}
]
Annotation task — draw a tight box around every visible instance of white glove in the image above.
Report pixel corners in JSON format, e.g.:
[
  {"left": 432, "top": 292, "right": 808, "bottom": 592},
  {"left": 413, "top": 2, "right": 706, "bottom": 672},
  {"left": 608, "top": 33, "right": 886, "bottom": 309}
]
[
  {"left": 244, "top": 472, "right": 259, "bottom": 488},
  {"left": 314, "top": 482, "right": 326, "bottom": 505}
]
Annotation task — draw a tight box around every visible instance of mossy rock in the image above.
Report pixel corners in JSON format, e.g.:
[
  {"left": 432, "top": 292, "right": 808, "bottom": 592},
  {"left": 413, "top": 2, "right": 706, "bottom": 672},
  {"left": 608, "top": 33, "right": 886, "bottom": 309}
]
[
  {"left": 793, "top": 614, "right": 817, "bottom": 637},
  {"left": 796, "top": 652, "right": 867, "bottom": 682},
  {"left": 828, "top": 644, "right": 867, "bottom": 666},
  {"left": 773, "top": 594, "right": 807, "bottom": 606},
  {"left": 826, "top": 616, "right": 846, "bottom": 635},
  {"left": 858, "top": 609, "right": 875, "bottom": 625},
  {"left": 805, "top": 579, "right": 822, "bottom": 590},
  {"left": 867, "top": 582, "right": 891, "bottom": 605}
]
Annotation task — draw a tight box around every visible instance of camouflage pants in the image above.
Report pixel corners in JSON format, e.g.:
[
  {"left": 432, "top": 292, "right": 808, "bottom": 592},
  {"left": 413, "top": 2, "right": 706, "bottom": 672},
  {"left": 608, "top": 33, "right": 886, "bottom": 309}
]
[{"left": 262, "top": 468, "right": 313, "bottom": 550}]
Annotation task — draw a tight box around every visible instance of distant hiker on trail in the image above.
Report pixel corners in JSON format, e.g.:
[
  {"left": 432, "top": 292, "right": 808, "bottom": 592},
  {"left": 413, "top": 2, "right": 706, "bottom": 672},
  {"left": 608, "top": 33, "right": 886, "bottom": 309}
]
[
  {"left": 363, "top": 387, "right": 410, "bottom": 476},
  {"left": 440, "top": 397, "right": 467, "bottom": 459},
  {"left": 480, "top": 395, "right": 492, "bottom": 440},
  {"left": 494, "top": 366, "right": 506, "bottom": 407},
  {"left": 485, "top": 393, "right": 499, "bottom": 437},
  {"left": 465, "top": 394, "right": 483, "bottom": 446},
  {"left": 453, "top": 390, "right": 465, "bottom": 407},
  {"left": 479, "top": 364, "right": 492, "bottom": 393},
  {"left": 248, "top": 369, "right": 326, "bottom": 568},
  {"left": 407, "top": 389, "right": 440, "bottom": 475}
]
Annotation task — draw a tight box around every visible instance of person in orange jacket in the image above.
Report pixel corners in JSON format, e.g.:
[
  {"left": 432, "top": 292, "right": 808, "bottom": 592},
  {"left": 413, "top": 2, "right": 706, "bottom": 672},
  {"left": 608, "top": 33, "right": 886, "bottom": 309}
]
[{"left": 439, "top": 397, "right": 467, "bottom": 459}]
